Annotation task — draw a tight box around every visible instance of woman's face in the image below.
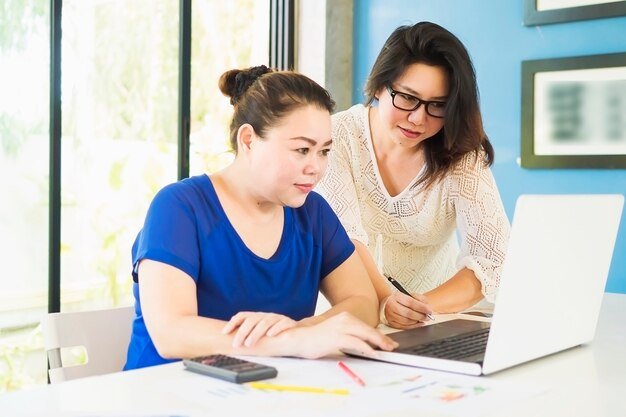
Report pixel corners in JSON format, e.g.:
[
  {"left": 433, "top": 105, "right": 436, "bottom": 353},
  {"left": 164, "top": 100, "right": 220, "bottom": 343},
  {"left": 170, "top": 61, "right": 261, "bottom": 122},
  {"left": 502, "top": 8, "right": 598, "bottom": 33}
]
[
  {"left": 375, "top": 62, "right": 448, "bottom": 149},
  {"left": 249, "top": 104, "right": 332, "bottom": 208}
]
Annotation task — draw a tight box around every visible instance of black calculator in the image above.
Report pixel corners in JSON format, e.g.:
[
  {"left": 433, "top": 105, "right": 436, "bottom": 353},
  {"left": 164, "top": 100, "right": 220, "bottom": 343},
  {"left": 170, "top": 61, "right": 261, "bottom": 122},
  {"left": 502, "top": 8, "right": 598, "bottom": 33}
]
[{"left": 183, "top": 354, "right": 278, "bottom": 383}]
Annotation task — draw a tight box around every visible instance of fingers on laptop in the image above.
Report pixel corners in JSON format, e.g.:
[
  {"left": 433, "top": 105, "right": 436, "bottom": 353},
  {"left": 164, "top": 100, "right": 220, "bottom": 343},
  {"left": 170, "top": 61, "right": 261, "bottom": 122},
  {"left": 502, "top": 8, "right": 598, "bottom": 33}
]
[{"left": 300, "top": 312, "right": 398, "bottom": 358}]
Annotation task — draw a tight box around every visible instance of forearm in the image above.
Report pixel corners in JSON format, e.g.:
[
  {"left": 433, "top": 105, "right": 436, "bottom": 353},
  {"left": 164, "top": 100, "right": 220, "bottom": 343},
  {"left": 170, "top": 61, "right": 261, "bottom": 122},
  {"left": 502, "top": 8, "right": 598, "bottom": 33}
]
[
  {"left": 352, "top": 239, "right": 392, "bottom": 302},
  {"left": 424, "top": 268, "right": 484, "bottom": 313},
  {"left": 148, "top": 314, "right": 301, "bottom": 359},
  {"left": 302, "top": 293, "right": 378, "bottom": 327},
  {"left": 352, "top": 240, "right": 482, "bottom": 315},
  {"left": 150, "top": 311, "right": 395, "bottom": 361},
  {"left": 304, "top": 249, "right": 380, "bottom": 327}
]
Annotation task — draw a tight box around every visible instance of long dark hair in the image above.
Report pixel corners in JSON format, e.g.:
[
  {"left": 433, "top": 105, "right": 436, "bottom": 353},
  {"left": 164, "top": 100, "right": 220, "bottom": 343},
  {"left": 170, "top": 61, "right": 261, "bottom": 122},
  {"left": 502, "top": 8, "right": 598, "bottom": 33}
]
[
  {"left": 364, "top": 22, "right": 494, "bottom": 188},
  {"left": 219, "top": 65, "right": 335, "bottom": 152}
]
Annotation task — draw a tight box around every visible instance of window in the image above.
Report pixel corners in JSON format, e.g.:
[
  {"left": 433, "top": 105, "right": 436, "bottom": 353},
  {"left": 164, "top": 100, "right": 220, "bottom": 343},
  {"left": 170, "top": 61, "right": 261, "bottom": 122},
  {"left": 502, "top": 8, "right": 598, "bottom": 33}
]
[
  {"left": 189, "top": 0, "right": 269, "bottom": 175},
  {"left": 0, "top": 0, "right": 270, "bottom": 391},
  {"left": 60, "top": 0, "right": 180, "bottom": 313},
  {"left": 0, "top": 0, "right": 50, "bottom": 391}
]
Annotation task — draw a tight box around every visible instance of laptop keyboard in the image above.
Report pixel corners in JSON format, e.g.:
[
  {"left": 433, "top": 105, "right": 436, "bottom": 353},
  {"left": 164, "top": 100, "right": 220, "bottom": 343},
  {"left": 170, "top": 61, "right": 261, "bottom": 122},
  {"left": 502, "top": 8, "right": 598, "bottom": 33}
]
[{"left": 400, "top": 327, "right": 490, "bottom": 361}]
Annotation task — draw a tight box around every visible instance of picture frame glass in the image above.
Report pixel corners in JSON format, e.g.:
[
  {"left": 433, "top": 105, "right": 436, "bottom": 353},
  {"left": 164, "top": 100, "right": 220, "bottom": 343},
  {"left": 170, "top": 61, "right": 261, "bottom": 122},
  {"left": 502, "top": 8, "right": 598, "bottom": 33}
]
[
  {"left": 533, "top": 66, "right": 626, "bottom": 157},
  {"left": 537, "top": 0, "right": 623, "bottom": 11}
]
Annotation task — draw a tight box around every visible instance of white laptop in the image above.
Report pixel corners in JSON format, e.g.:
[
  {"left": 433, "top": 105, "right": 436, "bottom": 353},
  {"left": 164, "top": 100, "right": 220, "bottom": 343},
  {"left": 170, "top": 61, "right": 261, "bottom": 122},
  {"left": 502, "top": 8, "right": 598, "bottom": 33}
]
[{"left": 345, "top": 194, "right": 624, "bottom": 376}]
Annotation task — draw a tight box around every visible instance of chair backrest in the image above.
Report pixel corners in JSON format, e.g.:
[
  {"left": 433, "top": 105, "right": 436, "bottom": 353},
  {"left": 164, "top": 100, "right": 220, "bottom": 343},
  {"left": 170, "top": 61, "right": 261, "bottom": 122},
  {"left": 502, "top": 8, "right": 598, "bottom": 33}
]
[{"left": 41, "top": 306, "right": 135, "bottom": 383}]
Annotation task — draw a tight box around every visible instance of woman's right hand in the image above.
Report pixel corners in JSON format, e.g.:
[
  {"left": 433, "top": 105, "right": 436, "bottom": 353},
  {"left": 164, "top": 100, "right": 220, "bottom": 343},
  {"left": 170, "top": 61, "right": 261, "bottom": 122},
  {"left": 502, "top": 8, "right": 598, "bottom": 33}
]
[
  {"left": 285, "top": 312, "right": 398, "bottom": 359},
  {"left": 383, "top": 292, "right": 434, "bottom": 329}
]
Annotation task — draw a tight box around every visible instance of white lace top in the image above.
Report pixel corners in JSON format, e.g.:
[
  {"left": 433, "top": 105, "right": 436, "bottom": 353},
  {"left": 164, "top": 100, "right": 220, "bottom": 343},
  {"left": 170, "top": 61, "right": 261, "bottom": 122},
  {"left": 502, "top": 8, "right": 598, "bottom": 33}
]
[{"left": 315, "top": 104, "right": 510, "bottom": 302}]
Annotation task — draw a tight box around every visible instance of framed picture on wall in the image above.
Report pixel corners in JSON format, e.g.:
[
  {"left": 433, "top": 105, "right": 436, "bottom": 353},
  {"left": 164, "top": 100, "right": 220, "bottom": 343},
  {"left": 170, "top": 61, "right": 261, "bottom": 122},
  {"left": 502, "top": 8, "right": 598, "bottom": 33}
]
[
  {"left": 524, "top": 0, "right": 626, "bottom": 25},
  {"left": 521, "top": 52, "right": 626, "bottom": 169}
]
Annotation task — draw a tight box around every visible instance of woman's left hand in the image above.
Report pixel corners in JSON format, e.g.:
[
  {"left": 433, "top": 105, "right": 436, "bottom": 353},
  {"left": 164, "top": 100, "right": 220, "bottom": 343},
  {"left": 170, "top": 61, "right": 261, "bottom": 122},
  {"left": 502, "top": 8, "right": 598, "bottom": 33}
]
[{"left": 222, "top": 312, "right": 297, "bottom": 348}]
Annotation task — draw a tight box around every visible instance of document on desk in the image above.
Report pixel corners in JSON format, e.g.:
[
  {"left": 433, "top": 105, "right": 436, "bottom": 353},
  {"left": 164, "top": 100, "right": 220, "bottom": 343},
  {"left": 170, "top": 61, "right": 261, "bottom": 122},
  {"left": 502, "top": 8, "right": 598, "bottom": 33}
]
[{"left": 167, "top": 356, "right": 545, "bottom": 417}]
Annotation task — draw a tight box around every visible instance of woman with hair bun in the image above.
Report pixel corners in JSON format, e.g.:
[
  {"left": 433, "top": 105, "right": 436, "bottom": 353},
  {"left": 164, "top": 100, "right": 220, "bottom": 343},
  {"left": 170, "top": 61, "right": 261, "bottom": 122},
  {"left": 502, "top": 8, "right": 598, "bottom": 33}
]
[{"left": 124, "top": 66, "right": 397, "bottom": 370}]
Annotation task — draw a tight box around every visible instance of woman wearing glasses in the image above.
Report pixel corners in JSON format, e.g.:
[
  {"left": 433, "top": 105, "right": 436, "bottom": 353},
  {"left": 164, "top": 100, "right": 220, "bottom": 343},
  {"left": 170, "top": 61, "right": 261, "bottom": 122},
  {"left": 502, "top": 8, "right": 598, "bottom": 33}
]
[{"left": 316, "top": 22, "right": 510, "bottom": 329}]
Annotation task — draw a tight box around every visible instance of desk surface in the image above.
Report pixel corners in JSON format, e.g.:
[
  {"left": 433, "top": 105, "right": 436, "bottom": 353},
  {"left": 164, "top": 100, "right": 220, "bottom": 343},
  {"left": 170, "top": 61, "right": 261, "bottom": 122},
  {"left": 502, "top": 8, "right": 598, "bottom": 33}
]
[{"left": 1, "top": 293, "right": 624, "bottom": 417}]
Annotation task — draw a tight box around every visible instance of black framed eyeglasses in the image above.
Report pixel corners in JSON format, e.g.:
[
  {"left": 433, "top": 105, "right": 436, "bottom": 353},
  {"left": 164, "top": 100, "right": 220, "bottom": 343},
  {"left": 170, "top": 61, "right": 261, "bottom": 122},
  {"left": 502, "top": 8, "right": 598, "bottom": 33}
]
[{"left": 386, "top": 85, "right": 446, "bottom": 118}]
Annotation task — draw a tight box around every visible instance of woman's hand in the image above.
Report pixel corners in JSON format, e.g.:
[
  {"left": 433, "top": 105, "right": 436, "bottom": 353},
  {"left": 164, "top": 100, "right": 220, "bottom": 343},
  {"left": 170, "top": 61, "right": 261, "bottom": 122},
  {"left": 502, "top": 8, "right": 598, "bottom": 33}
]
[
  {"left": 222, "top": 312, "right": 297, "bottom": 348},
  {"left": 383, "top": 292, "right": 434, "bottom": 329},
  {"left": 286, "top": 312, "right": 398, "bottom": 359}
]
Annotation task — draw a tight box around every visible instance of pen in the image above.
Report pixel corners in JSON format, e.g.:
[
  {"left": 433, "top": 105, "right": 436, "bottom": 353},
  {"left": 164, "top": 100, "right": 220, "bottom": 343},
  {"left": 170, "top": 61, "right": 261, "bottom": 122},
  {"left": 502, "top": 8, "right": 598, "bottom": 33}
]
[
  {"left": 337, "top": 361, "right": 366, "bottom": 387},
  {"left": 247, "top": 382, "right": 349, "bottom": 395},
  {"left": 385, "top": 275, "right": 435, "bottom": 321}
]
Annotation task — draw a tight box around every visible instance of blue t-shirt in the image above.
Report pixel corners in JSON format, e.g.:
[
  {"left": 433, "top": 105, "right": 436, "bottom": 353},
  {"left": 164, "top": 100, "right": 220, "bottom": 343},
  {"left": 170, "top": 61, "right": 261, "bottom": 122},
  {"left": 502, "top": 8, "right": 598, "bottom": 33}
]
[{"left": 124, "top": 174, "right": 354, "bottom": 370}]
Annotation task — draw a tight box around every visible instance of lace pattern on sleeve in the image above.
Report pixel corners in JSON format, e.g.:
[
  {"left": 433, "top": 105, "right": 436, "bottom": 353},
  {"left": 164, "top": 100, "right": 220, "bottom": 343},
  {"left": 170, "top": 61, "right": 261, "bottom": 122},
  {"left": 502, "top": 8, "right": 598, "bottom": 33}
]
[{"left": 448, "top": 153, "right": 510, "bottom": 302}]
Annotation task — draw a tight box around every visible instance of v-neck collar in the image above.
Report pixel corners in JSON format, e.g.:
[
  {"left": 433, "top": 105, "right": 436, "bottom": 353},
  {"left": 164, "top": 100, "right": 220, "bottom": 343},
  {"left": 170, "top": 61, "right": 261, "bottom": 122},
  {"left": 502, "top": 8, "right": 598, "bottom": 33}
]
[
  {"left": 202, "top": 174, "right": 289, "bottom": 262},
  {"left": 363, "top": 105, "right": 426, "bottom": 200}
]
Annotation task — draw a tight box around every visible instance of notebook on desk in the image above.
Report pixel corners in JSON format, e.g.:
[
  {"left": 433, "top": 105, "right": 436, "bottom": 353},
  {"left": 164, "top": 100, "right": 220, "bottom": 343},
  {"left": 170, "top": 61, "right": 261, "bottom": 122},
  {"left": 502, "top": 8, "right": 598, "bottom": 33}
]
[{"left": 344, "top": 194, "right": 624, "bottom": 376}]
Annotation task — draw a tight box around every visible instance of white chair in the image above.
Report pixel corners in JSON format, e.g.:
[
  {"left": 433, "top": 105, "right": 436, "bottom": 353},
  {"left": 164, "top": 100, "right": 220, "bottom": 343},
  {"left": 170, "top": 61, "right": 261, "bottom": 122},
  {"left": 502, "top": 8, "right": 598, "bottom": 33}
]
[{"left": 41, "top": 306, "right": 135, "bottom": 383}]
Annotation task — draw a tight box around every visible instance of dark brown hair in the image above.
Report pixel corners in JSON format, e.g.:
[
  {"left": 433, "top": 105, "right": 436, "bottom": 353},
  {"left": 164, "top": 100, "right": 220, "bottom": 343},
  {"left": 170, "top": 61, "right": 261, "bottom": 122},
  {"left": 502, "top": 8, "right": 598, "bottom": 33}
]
[
  {"left": 219, "top": 65, "right": 335, "bottom": 152},
  {"left": 364, "top": 22, "right": 494, "bottom": 188}
]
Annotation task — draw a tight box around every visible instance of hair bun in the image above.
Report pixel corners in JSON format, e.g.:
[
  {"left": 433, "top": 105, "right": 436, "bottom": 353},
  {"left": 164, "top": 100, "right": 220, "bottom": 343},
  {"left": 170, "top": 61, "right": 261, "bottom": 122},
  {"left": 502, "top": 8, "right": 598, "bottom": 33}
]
[{"left": 233, "top": 65, "right": 272, "bottom": 104}]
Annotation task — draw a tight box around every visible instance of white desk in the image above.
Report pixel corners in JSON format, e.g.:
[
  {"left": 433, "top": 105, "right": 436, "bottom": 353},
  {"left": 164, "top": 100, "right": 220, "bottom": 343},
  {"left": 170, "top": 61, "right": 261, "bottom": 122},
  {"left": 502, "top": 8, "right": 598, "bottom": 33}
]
[{"left": 1, "top": 293, "right": 624, "bottom": 417}]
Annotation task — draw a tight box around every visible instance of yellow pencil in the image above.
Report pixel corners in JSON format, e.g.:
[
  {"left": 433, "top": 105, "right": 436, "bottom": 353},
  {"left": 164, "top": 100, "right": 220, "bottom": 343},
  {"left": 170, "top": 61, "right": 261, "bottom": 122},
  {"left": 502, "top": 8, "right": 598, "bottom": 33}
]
[{"left": 247, "top": 382, "right": 349, "bottom": 395}]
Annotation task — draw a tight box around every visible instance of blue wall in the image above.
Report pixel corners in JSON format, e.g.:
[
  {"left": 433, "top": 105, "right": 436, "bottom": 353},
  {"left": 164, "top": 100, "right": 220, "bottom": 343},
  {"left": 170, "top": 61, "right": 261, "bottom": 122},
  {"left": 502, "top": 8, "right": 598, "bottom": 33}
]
[{"left": 352, "top": 0, "right": 626, "bottom": 293}]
